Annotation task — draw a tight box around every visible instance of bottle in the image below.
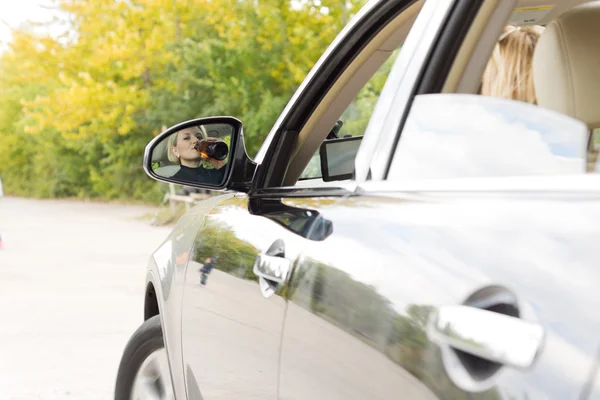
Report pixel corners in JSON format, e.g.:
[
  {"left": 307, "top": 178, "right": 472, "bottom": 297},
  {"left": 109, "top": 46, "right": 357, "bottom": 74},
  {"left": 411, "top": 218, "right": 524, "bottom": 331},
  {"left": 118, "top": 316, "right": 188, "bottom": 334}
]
[{"left": 195, "top": 140, "right": 228, "bottom": 161}]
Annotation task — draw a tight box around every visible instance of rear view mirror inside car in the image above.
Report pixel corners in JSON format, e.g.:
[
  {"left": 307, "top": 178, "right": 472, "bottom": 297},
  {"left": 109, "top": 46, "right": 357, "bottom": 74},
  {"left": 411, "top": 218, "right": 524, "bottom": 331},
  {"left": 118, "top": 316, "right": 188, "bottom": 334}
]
[{"left": 320, "top": 136, "right": 362, "bottom": 182}]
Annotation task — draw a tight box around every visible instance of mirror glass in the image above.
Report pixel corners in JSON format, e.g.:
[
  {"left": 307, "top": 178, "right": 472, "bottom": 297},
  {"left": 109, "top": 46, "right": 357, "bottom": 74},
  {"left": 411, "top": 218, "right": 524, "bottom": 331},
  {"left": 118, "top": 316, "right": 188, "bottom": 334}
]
[
  {"left": 299, "top": 136, "right": 363, "bottom": 182},
  {"left": 320, "top": 136, "right": 362, "bottom": 181},
  {"left": 150, "top": 123, "right": 233, "bottom": 186}
]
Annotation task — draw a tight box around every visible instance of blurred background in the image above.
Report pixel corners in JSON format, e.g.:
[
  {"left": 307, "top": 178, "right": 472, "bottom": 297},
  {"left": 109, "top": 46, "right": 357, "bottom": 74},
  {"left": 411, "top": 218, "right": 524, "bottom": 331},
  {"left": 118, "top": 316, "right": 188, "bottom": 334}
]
[
  {"left": 0, "top": 1, "right": 368, "bottom": 398},
  {"left": 0, "top": 0, "right": 367, "bottom": 204}
]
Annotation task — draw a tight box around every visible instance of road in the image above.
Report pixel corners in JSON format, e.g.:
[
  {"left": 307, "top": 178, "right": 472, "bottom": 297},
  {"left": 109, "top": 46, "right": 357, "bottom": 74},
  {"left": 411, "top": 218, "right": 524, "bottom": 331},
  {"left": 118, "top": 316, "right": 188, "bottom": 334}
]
[{"left": 0, "top": 197, "right": 171, "bottom": 399}]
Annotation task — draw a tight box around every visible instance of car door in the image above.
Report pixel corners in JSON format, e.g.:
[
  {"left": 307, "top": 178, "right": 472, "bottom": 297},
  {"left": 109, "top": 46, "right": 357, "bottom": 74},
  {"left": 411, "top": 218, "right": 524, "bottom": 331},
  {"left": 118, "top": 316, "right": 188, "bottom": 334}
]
[
  {"left": 176, "top": 0, "right": 428, "bottom": 396},
  {"left": 280, "top": 177, "right": 600, "bottom": 400},
  {"left": 278, "top": 38, "right": 600, "bottom": 400},
  {"left": 276, "top": 0, "right": 600, "bottom": 395},
  {"left": 181, "top": 0, "right": 491, "bottom": 397},
  {"left": 180, "top": 193, "right": 345, "bottom": 400}
]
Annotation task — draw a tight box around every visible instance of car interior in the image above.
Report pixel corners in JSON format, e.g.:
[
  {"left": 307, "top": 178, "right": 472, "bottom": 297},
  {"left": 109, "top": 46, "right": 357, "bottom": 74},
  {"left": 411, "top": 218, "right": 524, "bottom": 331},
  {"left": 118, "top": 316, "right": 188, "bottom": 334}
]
[
  {"left": 289, "top": 0, "right": 600, "bottom": 187},
  {"left": 152, "top": 139, "right": 180, "bottom": 178}
]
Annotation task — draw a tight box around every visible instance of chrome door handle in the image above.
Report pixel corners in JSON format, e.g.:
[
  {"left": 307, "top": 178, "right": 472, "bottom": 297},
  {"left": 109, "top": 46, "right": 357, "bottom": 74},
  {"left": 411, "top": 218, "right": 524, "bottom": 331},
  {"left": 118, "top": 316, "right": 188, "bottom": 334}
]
[
  {"left": 428, "top": 305, "right": 545, "bottom": 369},
  {"left": 253, "top": 254, "right": 292, "bottom": 284}
]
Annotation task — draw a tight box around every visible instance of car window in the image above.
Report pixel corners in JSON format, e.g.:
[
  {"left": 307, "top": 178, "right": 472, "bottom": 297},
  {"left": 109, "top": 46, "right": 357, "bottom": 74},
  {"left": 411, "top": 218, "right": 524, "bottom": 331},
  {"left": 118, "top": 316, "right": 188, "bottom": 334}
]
[
  {"left": 388, "top": 94, "right": 589, "bottom": 180},
  {"left": 387, "top": 19, "right": 599, "bottom": 181},
  {"left": 298, "top": 48, "right": 401, "bottom": 183}
]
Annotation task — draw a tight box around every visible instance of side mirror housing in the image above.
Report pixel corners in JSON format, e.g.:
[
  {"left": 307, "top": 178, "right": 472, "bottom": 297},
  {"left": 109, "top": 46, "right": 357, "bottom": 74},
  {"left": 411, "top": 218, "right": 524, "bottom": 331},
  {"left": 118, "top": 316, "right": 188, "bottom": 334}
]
[{"left": 143, "top": 117, "right": 257, "bottom": 192}]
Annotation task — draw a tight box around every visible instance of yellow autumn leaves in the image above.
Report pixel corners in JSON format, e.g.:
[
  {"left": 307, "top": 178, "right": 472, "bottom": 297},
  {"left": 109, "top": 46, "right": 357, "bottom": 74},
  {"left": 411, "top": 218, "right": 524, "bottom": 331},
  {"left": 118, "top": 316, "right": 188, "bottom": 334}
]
[{"left": 0, "top": 0, "right": 365, "bottom": 200}]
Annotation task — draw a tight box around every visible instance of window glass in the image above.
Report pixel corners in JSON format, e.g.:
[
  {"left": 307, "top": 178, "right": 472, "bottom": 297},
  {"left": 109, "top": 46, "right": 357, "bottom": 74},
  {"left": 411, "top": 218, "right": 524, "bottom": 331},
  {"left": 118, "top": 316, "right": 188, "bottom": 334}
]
[
  {"left": 388, "top": 94, "right": 589, "bottom": 180},
  {"left": 298, "top": 48, "right": 401, "bottom": 182}
]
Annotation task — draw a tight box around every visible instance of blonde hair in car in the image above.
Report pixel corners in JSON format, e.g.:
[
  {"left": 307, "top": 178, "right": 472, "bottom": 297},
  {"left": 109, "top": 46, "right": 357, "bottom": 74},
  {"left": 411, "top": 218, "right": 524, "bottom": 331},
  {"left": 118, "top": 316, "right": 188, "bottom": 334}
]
[
  {"left": 481, "top": 25, "right": 545, "bottom": 104},
  {"left": 167, "top": 125, "right": 208, "bottom": 163}
]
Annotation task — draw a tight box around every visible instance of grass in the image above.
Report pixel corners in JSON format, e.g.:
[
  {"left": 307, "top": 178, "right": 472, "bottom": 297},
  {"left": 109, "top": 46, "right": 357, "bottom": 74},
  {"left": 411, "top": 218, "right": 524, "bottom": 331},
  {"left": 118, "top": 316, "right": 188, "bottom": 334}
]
[{"left": 139, "top": 202, "right": 189, "bottom": 226}]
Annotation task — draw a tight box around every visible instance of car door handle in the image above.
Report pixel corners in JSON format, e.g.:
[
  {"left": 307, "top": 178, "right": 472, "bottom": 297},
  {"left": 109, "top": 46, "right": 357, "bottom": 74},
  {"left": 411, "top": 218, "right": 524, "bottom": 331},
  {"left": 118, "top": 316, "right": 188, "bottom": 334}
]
[
  {"left": 252, "top": 254, "right": 292, "bottom": 284},
  {"left": 428, "top": 305, "right": 545, "bottom": 369}
]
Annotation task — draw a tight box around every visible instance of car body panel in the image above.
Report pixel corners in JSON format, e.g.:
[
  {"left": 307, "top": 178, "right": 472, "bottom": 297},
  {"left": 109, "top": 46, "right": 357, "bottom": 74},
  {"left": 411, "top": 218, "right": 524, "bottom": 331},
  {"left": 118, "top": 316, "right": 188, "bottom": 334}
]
[
  {"left": 179, "top": 195, "right": 351, "bottom": 399},
  {"left": 280, "top": 183, "right": 600, "bottom": 399},
  {"left": 134, "top": 0, "right": 600, "bottom": 396},
  {"left": 146, "top": 193, "right": 235, "bottom": 399}
]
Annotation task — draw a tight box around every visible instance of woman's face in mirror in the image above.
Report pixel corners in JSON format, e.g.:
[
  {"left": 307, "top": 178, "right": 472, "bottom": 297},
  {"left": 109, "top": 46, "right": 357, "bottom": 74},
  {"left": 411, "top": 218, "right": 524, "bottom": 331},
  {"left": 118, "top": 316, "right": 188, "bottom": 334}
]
[{"left": 171, "top": 127, "right": 204, "bottom": 166}]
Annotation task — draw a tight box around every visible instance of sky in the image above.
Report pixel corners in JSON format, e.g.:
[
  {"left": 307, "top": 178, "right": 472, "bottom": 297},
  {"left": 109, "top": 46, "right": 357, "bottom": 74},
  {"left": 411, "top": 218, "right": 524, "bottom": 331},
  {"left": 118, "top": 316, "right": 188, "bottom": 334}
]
[{"left": 0, "top": 0, "right": 62, "bottom": 50}]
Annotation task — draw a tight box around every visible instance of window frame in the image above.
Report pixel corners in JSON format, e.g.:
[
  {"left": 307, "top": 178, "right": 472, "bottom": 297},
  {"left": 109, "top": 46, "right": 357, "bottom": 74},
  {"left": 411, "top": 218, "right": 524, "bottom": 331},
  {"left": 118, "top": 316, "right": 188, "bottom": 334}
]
[
  {"left": 366, "top": 0, "right": 485, "bottom": 182},
  {"left": 249, "top": 0, "right": 426, "bottom": 196},
  {"left": 382, "top": 1, "right": 600, "bottom": 184},
  {"left": 249, "top": 0, "right": 486, "bottom": 198}
]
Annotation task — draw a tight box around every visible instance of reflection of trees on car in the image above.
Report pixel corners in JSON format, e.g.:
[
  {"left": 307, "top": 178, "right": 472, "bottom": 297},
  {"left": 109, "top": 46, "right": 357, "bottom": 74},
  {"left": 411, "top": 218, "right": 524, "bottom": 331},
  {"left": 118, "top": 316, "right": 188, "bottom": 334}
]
[
  {"left": 193, "top": 222, "right": 260, "bottom": 282},
  {"left": 288, "top": 258, "right": 502, "bottom": 400},
  {"left": 193, "top": 205, "right": 501, "bottom": 399}
]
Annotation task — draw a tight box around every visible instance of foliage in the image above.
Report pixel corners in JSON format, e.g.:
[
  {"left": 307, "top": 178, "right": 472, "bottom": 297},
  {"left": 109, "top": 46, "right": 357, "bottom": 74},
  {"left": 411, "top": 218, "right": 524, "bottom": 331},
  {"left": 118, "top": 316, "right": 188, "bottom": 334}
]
[
  {"left": 298, "top": 47, "right": 400, "bottom": 179},
  {"left": 193, "top": 222, "right": 260, "bottom": 281},
  {"left": 0, "top": 0, "right": 366, "bottom": 201},
  {"left": 340, "top": 47, "right": 400, "bottom": 137},
  {"left": 289, "top": 257, "right": 502, "bottom": 399}
]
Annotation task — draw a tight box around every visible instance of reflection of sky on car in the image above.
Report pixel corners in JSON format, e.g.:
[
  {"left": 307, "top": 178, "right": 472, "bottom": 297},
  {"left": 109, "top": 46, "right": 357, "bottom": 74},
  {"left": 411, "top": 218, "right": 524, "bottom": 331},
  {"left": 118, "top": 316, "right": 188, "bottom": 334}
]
[
  {"left": 389, "top": 94, "right": 588, "bottom": 180},
  {"left": 211, "top": 196, "right": 600, "bottom": 397},
  {"left": 312, "top": 199, "right": 600, "bottom": 398}
]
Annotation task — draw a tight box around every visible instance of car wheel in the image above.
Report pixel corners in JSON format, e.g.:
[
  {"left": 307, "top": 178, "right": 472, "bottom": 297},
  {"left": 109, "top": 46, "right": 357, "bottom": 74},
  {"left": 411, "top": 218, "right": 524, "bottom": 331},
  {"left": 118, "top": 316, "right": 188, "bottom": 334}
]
[{"left": 115, "top": 315, "right": 175, "bottom": 400}]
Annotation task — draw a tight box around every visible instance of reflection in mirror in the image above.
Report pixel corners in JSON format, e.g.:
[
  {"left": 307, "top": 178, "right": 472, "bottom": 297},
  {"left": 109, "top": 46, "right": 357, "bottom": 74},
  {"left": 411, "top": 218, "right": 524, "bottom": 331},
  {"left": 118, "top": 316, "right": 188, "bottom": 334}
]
[
  {"left": 150, "top": 123, "right": 233, "bottom": 186},
  {"left": 298, "top": 136, "right": 363, "bottom": 182},
  {"left": 320, "top": 136, "right": 362, "bottom": 181}
]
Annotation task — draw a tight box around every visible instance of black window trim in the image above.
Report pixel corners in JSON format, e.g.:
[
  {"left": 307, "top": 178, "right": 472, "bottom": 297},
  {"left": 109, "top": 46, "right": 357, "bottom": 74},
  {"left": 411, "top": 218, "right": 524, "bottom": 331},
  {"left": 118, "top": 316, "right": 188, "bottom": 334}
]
[
  {"left": 251, "top": 0, "right": 484, "bottom": 200},
  {"left": 250, "top": 0, "right": 420, "bottom": 195}
]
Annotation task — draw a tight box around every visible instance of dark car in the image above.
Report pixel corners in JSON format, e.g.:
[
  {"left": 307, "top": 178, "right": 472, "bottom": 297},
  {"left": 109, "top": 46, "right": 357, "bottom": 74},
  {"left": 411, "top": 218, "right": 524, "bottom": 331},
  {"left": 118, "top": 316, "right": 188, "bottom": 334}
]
[{"left": 115, "top": 0, "right": 600, "bottom": 399}]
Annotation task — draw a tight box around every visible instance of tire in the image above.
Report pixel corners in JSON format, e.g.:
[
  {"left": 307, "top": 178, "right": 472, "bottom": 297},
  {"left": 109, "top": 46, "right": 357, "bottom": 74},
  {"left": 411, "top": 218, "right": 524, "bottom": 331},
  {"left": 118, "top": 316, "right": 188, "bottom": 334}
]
[{"left": 115, "top": 315, "right": 175, "bottom": 400}]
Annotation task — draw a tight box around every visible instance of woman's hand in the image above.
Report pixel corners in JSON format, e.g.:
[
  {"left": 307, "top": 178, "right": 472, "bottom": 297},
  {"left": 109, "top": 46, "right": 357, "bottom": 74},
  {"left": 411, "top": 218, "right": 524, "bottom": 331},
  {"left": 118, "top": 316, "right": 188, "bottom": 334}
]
[{"left": 209, "top": 158, "right": 226, "bottom": 170}]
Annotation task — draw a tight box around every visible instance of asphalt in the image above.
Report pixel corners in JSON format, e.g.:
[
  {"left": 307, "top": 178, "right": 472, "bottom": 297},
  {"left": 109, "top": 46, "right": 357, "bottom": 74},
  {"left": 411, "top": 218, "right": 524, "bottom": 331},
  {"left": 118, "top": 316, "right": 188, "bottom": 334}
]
[{"left": 0, "top": 197, "right": 171, "bottom": 399}]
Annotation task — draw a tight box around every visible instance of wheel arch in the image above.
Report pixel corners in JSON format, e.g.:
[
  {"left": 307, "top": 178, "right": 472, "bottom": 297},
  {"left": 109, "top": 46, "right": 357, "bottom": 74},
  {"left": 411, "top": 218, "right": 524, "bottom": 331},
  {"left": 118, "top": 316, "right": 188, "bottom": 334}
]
[{"left": 144, "top": 281, "right": 160, "bottom": 320}]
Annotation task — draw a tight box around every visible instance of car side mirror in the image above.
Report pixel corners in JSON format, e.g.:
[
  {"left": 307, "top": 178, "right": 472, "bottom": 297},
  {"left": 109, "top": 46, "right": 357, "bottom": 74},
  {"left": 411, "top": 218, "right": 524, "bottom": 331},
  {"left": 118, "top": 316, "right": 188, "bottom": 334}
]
[{"left": 143, "top": 117, "right": 257, "bottom": 192}]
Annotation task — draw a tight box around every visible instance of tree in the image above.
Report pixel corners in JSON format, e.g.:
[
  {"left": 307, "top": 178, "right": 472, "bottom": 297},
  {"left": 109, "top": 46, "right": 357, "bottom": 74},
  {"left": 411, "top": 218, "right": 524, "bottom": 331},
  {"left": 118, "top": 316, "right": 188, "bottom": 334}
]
[{"left": 0, "top": 0, "right": 369, "bottom": 201}]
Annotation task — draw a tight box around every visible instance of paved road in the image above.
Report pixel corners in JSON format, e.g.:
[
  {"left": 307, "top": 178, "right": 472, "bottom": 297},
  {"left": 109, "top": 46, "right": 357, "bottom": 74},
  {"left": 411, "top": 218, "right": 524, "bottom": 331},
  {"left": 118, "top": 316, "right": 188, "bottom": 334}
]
[{"left": 0, "top": 197, "right": 171, "bottom": 399}]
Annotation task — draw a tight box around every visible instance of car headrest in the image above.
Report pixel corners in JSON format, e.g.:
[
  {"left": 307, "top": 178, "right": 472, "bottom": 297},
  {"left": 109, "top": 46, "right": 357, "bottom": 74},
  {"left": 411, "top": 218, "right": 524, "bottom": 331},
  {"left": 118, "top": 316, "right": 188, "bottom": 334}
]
[
  {"left": 533, "top": 1, "right": 600, "bottom": 129},
  {"left": 152, "top": 136, "right": 171, "bottom": 163}
]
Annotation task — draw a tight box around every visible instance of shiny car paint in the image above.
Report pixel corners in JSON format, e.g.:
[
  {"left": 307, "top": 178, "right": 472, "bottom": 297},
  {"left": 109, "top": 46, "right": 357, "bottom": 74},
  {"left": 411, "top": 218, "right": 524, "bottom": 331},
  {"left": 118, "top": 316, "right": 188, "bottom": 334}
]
[
  {"left": 147, "top": 177, "right": 600, "bottom": 399},
  {"left": 138, "top": 0, "right": 600, "bottom": 398},
  {"left": 279, "top": 183, "right": 600, "bottom": 399},
  {"left": 145, "top": 193, "right": 234, "bottom": 399}
]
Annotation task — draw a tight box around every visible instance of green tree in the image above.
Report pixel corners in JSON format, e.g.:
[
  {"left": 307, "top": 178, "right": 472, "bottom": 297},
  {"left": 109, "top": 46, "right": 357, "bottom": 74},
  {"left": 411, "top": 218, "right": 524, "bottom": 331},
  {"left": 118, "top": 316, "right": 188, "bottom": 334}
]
[{"left": 0, "top": 0, "right": 369, "bottom": 201}]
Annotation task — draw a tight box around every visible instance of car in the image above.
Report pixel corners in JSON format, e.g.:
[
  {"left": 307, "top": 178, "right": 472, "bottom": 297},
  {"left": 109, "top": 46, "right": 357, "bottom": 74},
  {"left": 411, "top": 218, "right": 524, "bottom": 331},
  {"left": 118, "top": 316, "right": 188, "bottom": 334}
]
[{"left": 114, "top": 0, "right": 600, "bottom": 399}]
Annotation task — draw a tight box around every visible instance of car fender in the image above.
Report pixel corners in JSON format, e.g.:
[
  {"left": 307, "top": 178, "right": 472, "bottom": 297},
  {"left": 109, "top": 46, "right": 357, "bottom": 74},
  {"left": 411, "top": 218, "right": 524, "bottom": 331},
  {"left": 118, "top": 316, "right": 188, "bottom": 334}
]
[{"left": 145, "top": 192, "right": 235, "bottom": 398}]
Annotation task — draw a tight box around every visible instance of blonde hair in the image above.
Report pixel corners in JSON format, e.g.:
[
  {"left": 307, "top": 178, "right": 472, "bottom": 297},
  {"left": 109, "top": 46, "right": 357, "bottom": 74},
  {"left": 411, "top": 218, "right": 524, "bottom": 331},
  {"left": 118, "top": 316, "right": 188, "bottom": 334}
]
[
  {"left": 167, "top": 125, "right": 208, "bottom": 163},
  {"left": 481, "top": 25, "right": 545, "bottom": 104}
]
